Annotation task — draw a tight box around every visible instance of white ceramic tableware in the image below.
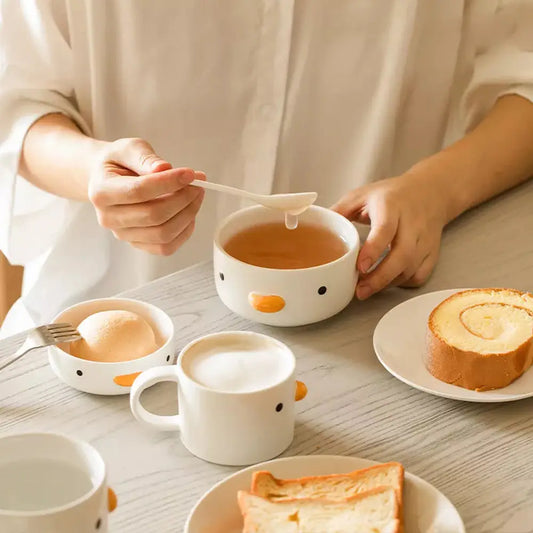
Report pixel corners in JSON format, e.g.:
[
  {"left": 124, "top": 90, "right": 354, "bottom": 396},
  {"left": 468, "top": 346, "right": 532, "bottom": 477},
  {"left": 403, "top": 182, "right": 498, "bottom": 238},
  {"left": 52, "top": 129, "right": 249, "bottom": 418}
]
[
  {"left": 50, "top": 297, "right": 175, "bottom": 395},
  {"left": 185, "top": 454, "right": 465, "bottom": 533},
  {"left": 130, "top": 331, "right": 308, "bottom": 466},
  {"left": 373, "top": 289, "right": 533, "bottom": 402},
  {"left": 0, "top": 433, "right": 117, "bottom": 533},
  {"left": 214, "top": 205, "right": 360, "bottom": 326},
  {"left": 191, "top": 179, "right": 317, "bottom": 215}
]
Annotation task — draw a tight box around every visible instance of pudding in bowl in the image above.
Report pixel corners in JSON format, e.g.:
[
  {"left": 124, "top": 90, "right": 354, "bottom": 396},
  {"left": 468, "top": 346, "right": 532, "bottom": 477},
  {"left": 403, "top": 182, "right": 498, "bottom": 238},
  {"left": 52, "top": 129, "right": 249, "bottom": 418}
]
[
  {"left": 70, "top": 310, "right": 158, "bottom": 362},
  {"left": 49, "top": 298, "right": 175, "bottom": 395}
]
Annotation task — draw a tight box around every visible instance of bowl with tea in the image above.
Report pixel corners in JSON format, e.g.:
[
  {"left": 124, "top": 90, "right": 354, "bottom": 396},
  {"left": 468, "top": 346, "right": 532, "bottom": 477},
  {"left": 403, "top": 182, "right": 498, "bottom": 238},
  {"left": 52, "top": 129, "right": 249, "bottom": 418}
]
[
  {"left": 49, "top": 298, "right": 175, "bottom": 395},
  {"left": 214, "top": 205, "right": 360, "bottom": 326}
]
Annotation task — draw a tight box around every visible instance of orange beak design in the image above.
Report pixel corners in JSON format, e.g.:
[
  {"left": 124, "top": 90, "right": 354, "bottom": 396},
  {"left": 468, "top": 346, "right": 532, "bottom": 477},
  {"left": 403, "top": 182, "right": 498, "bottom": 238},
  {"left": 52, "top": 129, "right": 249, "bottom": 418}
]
[
  {"left": 295, "top": 380, "right": 308, "bottom": 401},
  {"left": 249, "top": 293, "right": 285, "bottom": 313},
  {"left": 113, "top": 372, "right": 142, "bottom": 387}
]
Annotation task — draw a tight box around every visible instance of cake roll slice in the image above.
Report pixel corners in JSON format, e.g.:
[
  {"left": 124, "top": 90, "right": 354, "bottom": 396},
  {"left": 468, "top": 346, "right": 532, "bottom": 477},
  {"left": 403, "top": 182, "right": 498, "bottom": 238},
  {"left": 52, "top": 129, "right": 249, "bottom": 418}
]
[{"left": 426, "top": 288, "right": 533, "bottom": 391}]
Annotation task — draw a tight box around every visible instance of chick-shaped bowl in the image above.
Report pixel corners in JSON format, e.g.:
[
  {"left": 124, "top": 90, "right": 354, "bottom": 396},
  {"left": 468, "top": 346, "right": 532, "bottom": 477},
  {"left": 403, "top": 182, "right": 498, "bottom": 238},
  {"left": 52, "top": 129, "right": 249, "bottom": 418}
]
[
  {"left": 214, "top": 205, "right": 360, "bottom": 327},
  {"left": 49, "top": 298, "right": 175, "bottom": 395}
]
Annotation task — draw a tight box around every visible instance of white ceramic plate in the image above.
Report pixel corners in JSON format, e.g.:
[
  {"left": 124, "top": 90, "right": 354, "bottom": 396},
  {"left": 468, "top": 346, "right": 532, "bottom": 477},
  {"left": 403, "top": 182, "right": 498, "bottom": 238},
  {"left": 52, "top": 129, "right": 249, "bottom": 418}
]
[
  {"left": 185, "top": 455, "right": 464, "bottom": 533},
  {"left": 373, "top": 289, "right": 533, "bottom": 402}
]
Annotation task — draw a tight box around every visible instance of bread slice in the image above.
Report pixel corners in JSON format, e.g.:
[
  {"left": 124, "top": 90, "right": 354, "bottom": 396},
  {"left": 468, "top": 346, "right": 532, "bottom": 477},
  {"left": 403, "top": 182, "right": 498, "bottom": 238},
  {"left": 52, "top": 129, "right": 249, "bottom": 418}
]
[
  {"left": 238, "top": 487, "right": 400, "bottom": 533},
  {"left": 426, "top": 288, "right": 533, "bottom": 391},
  {"left": 251, "top": 462, "right": 403, "bottom": 505}
]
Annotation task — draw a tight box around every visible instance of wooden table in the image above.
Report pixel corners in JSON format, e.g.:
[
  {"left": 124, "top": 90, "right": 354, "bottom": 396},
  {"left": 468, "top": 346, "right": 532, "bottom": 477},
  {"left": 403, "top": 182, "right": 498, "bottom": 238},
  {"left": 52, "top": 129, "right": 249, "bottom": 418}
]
[{"left": 1, "top": 180, "right": 533, "bottom": 533}]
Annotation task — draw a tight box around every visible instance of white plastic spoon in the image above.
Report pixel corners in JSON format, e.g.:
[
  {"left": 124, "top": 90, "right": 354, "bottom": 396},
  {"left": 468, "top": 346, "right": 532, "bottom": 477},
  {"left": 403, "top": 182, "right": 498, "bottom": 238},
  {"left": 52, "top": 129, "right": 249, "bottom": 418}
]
[{"left": 191, "top": 179, "right": 317, "bottom": 229}]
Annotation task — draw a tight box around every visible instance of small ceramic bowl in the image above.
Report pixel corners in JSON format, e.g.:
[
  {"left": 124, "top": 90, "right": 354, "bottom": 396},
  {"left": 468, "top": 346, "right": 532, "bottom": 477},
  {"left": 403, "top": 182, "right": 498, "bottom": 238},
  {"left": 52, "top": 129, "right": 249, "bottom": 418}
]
[
  {"left": 214, "top": 205, "right": 360, "bottom": 327},
  {"left": 49, "top": 298, "right": 175, "bottom": 396}
]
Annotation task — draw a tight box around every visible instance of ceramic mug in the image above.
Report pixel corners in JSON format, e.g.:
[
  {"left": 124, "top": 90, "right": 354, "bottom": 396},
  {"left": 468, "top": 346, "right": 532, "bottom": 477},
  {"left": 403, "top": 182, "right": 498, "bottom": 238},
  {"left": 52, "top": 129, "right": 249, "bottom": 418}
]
[
  {"left": 0, "top": 433, "right": 117, "bottom": 533},
  {"left": 50, "top": 297, "right": 175, "bottom": 395},
  {"left": 130, "top": 331, "right": 307, "bottom": 466},
  {"left": 213, "top": 205, "right": 360, "bottom": 326}
]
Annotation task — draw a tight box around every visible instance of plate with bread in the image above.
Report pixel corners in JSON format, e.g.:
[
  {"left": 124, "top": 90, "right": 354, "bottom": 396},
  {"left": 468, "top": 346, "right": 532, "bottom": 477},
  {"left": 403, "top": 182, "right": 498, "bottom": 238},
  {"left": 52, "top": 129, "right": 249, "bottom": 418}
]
[
  {"left": 184, "top": 455, "right": 464, "bottom": 533},
  {"left": 373, "top": 288, "right": 533, "bottom": 402}
]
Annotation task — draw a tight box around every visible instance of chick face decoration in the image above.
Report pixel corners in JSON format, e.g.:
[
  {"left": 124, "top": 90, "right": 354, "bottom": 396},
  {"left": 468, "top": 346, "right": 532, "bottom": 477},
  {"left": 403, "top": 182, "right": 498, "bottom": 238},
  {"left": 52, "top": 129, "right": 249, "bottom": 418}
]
[
  {"left": 49, "top": 298, "right": 175, "bottom": 395},
  {"left": 130, "top": 331, "right": 308, "bottom": 466},
  {"left": 0, "top": 434, "right": 117, "bottom": 533},
  {"left": 214, "top": 205, "right": 360, "bottom": 327}
]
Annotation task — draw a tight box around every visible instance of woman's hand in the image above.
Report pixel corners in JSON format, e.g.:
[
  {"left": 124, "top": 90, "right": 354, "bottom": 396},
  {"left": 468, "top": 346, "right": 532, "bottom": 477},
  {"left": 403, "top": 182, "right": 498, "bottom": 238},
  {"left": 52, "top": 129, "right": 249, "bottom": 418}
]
[
  {"left": 332, "top": 172, "right": 449, "bottom": 300},
  {"left": 88, "top": 138, "right": 205, "bottom": 256}
]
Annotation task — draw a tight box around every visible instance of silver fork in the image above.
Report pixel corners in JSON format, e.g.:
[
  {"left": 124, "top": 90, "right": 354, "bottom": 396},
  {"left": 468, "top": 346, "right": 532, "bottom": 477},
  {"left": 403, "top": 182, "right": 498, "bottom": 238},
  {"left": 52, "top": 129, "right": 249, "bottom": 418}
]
[{"left": 0, "top": 323, "right": 81, "bottom": 372}]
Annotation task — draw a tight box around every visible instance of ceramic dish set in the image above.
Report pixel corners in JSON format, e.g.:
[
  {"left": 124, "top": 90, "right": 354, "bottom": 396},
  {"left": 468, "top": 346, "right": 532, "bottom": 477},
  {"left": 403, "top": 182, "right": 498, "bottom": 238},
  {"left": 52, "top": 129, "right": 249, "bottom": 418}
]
[{"left": 15, "top": 205, "right": 533, "bottom": 531}]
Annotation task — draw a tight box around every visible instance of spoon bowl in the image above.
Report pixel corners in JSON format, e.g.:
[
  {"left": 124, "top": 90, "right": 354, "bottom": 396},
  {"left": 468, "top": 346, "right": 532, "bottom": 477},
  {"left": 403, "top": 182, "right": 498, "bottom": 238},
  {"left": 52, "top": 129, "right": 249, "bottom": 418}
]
[{"left": 259, "top": 192, "right": 318, "bottom": 215}]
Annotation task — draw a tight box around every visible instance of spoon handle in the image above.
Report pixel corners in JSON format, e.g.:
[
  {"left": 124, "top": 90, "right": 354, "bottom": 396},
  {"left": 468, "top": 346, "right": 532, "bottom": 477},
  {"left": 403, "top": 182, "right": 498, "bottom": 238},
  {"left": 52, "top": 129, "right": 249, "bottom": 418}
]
[{"left": 191, "top": 179, "right": 259, "bottom": 201}]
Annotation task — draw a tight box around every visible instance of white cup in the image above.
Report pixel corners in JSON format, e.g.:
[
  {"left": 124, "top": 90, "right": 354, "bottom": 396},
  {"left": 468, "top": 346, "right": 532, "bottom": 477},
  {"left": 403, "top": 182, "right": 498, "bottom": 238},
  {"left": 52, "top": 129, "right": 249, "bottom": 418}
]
[
  {"left": 214, "top": 205, "right": 360, "bottom": 326},
  {"left": 50, "top": 297, "right": 175, "bottom": 395},
  {"left": 0, "top": 433, "right": 117, "bottom": 533},
  {"left": 130, "top": 331, "right": 307, "bottom": 466}
]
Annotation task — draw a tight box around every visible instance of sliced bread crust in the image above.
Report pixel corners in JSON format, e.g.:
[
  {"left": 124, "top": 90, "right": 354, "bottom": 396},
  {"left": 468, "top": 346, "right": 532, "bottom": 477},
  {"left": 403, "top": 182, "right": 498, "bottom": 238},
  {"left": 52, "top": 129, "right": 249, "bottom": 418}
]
[
  {"left": 251, "top": 461, "right": 404, "bottom": 530},
  {"left": 251, "top": 462, "right": 404, "bottom": 504}
]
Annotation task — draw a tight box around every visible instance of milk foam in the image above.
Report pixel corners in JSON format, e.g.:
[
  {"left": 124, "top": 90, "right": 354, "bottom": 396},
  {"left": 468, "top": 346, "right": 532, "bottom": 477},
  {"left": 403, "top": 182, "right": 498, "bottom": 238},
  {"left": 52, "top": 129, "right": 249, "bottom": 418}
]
[{"left": 185, "top": 338, "right": 289, "bottom": 393}]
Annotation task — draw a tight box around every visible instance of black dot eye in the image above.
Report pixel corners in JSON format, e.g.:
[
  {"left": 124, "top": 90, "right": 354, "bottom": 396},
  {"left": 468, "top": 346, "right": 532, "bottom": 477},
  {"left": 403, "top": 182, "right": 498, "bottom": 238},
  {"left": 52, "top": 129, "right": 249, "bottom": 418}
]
[
  {"left": 95, "top": 518, "right": 102, "bottom": 529},
  {"left": 219, "top": 272, "right": 224, "bottom": 281},
  {"left": 318, "top": 286, "right": 327, "bottom": 295},
  {"left": 166, "top": 355, "right": 170, "bottom": 362},
  {"left": 275, "top": 403, "right": 283, "bottom": 412},
  {"left": 76, "top": 370, "right": 83, "bottom": 376}
]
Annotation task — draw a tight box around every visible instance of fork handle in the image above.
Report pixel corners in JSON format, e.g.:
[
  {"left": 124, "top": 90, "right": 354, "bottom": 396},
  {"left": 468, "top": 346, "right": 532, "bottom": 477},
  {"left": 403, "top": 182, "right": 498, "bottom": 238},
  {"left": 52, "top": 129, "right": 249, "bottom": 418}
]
[{"left": 0, "top": 340, "right": 36, "bottom": 372}]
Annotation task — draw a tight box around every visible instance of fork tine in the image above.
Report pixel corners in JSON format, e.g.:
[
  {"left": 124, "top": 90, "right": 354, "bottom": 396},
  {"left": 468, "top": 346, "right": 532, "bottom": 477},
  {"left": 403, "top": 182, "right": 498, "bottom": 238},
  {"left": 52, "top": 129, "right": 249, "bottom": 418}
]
[
  {"left": 53, "top": 334, "right": 82, "bottom": 344},
  {"left": 51, "top": 328, "right": 79, "bottom": 337},
  {"left": 47, "top": 323, "right": 77, "bottom": 332},
  {"left": 49, "top": 332, "right": 80, "bottom": 341},
  {"left": 38, "top": 324, "right": 80, "bottom": 343},
  {"left": 48, "top": 325, "right": 79, "bottom": 334}
]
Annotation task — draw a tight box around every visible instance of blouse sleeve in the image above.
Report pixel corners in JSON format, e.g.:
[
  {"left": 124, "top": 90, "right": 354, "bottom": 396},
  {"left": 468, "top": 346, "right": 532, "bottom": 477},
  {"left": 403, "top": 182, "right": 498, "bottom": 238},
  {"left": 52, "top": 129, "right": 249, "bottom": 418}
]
[
  {"left": 451, "top": 0, "right": 533, "bottom": 135},
  {"left": 0, "top": 0, "right": 91, "bottom": 264}
]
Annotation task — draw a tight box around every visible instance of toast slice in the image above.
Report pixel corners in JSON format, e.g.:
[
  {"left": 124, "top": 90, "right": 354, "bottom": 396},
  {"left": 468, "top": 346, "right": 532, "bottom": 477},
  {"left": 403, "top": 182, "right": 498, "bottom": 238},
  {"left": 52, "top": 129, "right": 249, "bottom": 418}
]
[
  {"left": 238, "top": 487, "right": 400, "bottom": 533},
  {"left": 251, "top": 462, "right": 403, "bottom": 505}
]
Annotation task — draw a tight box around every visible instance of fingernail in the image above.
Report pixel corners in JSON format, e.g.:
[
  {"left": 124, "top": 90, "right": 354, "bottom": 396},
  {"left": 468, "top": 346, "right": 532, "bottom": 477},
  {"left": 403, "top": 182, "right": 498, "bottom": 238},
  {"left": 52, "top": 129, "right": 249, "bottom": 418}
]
[
  {"left": 357, "top": 284, "right": 372, "bottom": 300},
  {"left": 183, "top": 168, "right": 196, "bottom": 181},
  {"left": 360, "top": 258, "right": 373, "bottom": 273},
  {"left": 194, "top": 171, "right": 206, "bottom": 180},
  {"left": 151, "top": 159, "right": 169, "bottom": 171}
]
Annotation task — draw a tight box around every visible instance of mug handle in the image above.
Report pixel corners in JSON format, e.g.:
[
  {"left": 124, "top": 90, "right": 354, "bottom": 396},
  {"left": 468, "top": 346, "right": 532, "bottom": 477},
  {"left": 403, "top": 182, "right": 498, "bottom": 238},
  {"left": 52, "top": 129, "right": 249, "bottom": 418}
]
[{"left": 130, "top": 366, "right": 181, "bottom": 432}]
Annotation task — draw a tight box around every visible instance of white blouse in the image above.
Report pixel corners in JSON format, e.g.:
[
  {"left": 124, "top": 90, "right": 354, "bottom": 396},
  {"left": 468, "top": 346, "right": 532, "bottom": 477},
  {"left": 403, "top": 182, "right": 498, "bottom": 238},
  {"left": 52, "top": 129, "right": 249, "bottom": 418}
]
[{"left": 1, "top": 0, "right": 533, "bottom": 335}]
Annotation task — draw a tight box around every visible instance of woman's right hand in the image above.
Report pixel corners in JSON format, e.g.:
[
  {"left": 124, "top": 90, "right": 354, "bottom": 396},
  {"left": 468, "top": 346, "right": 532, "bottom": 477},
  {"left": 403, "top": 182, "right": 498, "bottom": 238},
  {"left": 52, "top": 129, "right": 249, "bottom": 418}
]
[{"left": 88, "top": 138, "right": 205, "bottom": 256}]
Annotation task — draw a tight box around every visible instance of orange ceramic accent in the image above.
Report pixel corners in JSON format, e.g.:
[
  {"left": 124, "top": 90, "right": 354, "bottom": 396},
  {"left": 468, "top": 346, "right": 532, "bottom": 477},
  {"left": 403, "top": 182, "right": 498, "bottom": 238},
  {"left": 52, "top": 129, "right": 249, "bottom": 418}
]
[
  {"left": 248, "top": 293, "right": 286, "bottom": 313},
  {"left": 113, "top": 372, "right": 142, "bottom": 387},
  {"left": 295, "top": 380, "right": 307, "bottom": 401},
  {"left": 108, "top": 487, "right": 118, "bottom": 512}
]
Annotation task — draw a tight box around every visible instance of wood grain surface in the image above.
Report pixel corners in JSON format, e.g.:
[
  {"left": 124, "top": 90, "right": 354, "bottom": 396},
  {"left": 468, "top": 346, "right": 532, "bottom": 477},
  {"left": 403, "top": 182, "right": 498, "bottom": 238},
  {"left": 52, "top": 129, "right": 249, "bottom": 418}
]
[{"left": 1, "top": 180, "right": 533, "bottom": 533}]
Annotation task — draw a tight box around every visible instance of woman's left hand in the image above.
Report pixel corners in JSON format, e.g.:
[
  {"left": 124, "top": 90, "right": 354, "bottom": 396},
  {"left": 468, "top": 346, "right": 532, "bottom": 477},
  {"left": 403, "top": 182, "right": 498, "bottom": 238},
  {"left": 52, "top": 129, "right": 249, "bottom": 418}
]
[{"left": 332, "top": 171, "right": 449, "bottom": 300}]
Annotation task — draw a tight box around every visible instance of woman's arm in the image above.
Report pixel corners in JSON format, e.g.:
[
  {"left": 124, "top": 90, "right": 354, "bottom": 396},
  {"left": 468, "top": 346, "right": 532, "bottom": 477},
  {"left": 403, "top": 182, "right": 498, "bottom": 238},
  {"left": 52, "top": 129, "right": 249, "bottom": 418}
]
[
  {"left": 333, "top": 94, "right": 533, "bottom": 299},
  {"left": 415, "top": 94, "right": 533, "bottom": 223},
  {"left": 19, "top": 113, "right": 105, "bottom": 201},
  {"left": 19, "top": 113, "right": 205, "bottom": 256}
]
